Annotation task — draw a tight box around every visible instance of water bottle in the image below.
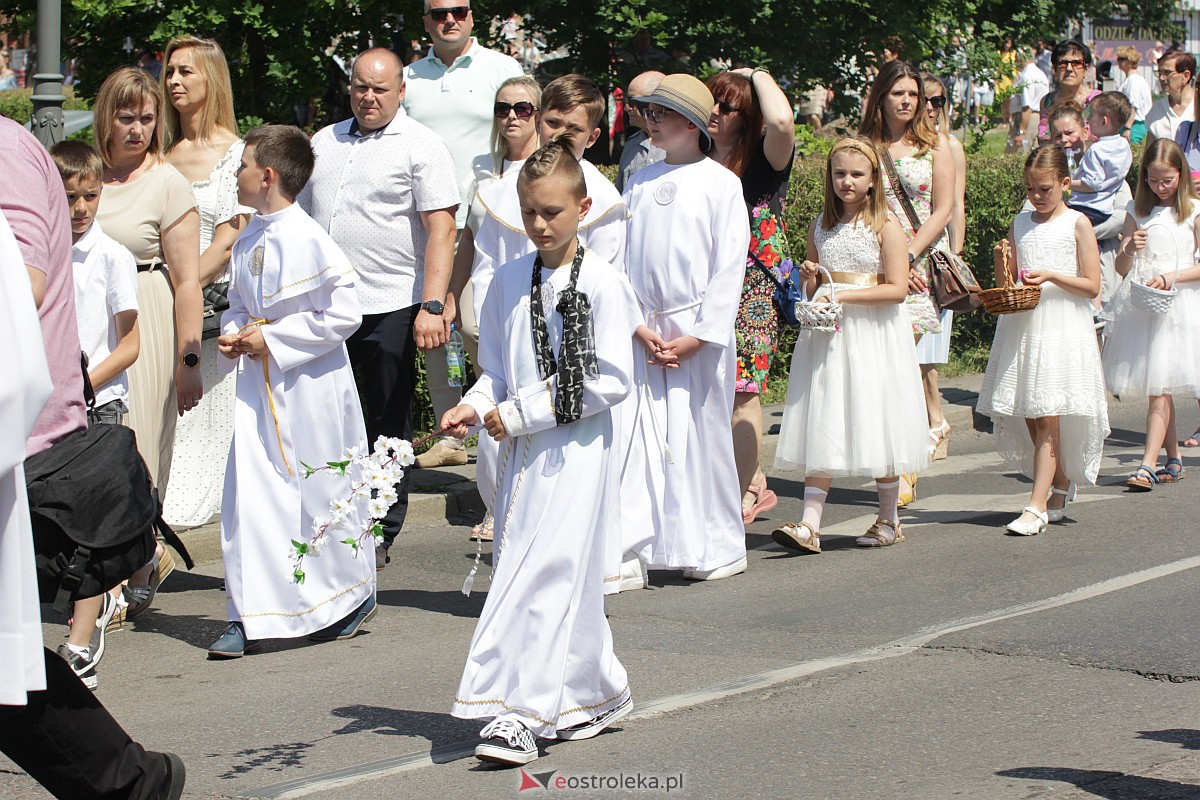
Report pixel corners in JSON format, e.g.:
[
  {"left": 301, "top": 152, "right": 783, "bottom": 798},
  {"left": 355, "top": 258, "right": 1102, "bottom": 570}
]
[{"left": 445, "top": 323, "right": 466, "bottom": 387}]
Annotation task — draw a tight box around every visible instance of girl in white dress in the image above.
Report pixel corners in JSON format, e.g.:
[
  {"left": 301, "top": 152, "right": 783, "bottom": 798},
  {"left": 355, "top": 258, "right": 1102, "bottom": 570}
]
[
  {"left": 978, "top": 145, "right": 1108, "bottom": 536},
  {"left": 772, "top": 138, "right": 929, "bottom": 552},
  {"left": 1104, "top": 138, "right": 1200, "bottom": 489}
]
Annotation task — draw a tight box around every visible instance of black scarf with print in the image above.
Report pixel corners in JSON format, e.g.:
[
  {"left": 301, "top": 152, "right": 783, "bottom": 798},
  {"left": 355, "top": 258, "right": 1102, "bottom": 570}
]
[{"left": 529, "top": 243, "right": 592, "bottom": 425}]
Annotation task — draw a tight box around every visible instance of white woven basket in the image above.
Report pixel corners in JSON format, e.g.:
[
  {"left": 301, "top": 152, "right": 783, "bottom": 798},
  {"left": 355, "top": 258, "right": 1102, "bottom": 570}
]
[
  {"left": 793, "top": 265, "right": 844, "bottom": 333},
  {"left": 1130, "top": 223, "right": 1179, "bottom": 315}
]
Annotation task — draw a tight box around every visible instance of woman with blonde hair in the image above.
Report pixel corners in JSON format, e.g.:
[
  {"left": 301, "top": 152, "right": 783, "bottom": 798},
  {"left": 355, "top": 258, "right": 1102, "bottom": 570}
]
[
  {"left": 859, "top": 60, "right": 954, "bottom": 502},
  {"left": 159, "top": 35, "right": 250, "bottom": 530},
  {"left": 0, "top": 49, "right": 17, "bottom": 90},
  {"left": 93, "top": 66, "right": 202, "bottom": 612}
]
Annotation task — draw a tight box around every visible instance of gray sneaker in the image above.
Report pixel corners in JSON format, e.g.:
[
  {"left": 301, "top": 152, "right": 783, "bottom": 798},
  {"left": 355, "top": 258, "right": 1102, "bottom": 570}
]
[
  {"left": 55, "top": 643, "right": 97, "bottom": 690},
  {"left": 375, "top": 543, "right": 390, "bottom": 571}
]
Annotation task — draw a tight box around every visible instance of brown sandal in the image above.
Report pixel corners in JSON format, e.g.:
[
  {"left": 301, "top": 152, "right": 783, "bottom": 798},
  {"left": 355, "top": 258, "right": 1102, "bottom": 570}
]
[{"left": 856, "top": 516, "right": 905, "bottom": 547}]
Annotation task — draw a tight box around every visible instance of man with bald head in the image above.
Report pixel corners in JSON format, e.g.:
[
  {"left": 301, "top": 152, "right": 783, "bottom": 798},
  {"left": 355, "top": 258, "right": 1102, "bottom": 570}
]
[
  {"left": 299, "top": 47, "right": 459, "bottom": 569},
  {"left": 616, "top": 70, "right": 666, "bottom": 193}
]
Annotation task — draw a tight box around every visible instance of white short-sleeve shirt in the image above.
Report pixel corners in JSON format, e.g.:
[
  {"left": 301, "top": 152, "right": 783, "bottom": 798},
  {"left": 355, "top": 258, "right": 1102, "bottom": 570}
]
[
  {"left": 71, "top": 221, "right": 138, "bottom": 407},
  {"left": 1146, "top": 95, "right": 1194, "bottom": 142},
  {"left": 403, "top": 39, "right": 525, "bottom": 229},
  {"left": 299, "top": 109, "right": 460, "bottom": 315}
]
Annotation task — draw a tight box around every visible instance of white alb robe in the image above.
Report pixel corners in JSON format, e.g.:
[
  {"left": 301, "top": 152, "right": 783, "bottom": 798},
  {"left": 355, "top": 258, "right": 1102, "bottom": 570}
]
[
  {"left": 468, "top": 160, "right": 630, "bottom": 580},
  {"left": 621, "top": 158, "right": 751, "bottom": 572},
  {"left": 0, "top": 210, "right": 53, "bottom": 705},
  {"left": 220, "top": 203, "right": 374, "bottom": 640},
  {"left": 451, "top": 249, "right": 637, "bottom": 737}
]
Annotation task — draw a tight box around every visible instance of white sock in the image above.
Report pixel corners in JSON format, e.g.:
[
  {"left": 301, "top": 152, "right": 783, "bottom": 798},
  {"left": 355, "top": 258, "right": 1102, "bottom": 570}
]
[
  {"left": 65, "top": 643, "right": 90, "bottom": 658},
  {"left": 801, "top": 486, "right": 827, "bottom": 531},
  {"left": 876, "top": 480, "right": 900, "bottom": 524}
]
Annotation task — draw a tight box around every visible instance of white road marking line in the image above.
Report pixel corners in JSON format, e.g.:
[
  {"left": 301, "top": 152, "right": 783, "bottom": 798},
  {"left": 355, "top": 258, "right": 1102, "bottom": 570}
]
[{"left": 247, "top": 553, "right": 1200, "bottom": 798}]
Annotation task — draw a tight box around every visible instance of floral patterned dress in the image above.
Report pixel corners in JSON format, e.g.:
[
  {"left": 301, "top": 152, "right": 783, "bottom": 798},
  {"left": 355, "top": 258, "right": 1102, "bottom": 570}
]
[
  {"left": 882, "top": 149, "right": 944, "bottom": 336},
  {"left": 734, "top": 144, "right": 795, "bottom": 394}
]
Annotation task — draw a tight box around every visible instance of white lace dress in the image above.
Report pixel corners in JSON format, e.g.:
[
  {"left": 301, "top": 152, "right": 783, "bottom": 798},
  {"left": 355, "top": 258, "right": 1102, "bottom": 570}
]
[
  {"left": 978, "top": 209, "right": 1110, "bottom": 484},
  {"left": 774, "top": 220, "right": 929, "bottom": 478},
  {"left": 163, "top": 141, "right": 252, "bottom": 527},
  {"left": 1103, "top": 202, "right": 1200, "bottom": 397}
]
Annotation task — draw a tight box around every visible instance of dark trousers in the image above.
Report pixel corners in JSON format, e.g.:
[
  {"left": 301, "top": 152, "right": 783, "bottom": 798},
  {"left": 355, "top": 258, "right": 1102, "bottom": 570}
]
[
  {"left": 347, "top": 304, "right": 418, "bottom": 547},
  {"left": 1067, "top": 203, "right": 1112, "bottom": 227},
  {"left": 0, "top": 648, "right": 168, "bottom": 800}
]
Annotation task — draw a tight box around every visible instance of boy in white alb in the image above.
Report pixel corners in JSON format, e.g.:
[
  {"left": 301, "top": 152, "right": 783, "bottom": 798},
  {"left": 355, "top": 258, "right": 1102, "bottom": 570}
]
[
  {"left": 441, "top": 140, "right": 639, "bottom": 766},
  {"left": 448, "top": 74, "right": 630, "bottom": 552},
  {"left": 48, "top": 140, "right": 139, "bottom": 688},
  {"left": 622, "top": 74, "right": 751, "bottom": 581},
  {"left": 210, "top": 125, "right": 375, "bottom": 658}
]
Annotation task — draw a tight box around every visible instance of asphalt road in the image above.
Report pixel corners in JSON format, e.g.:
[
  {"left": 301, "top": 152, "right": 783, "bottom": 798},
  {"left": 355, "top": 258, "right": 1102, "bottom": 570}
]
[{"left": 2, "top": 380, "right": 1198, "bottom": 800}]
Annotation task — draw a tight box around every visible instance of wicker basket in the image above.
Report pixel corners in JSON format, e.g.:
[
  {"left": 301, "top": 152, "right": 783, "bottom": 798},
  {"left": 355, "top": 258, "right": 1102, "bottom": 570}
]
[
  {"left": 980, "top": 241, "right": 1041, "bottom": 315},
  {"left": 794, "top": 265, "right": 844, "bottom": 332},
  {"left": 1129, "top": 224, "right": 1178, "bottom": 315}
]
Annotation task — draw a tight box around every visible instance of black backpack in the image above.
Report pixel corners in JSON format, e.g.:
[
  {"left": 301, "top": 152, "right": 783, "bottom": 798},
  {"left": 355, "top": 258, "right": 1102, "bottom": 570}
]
[{"left": 24, "top": 360, "right": 193, "bottom": 616}]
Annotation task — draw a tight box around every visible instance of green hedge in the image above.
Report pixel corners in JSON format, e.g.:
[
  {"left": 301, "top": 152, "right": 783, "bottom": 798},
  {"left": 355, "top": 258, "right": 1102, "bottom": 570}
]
[
  {"left": 0, "top": 88, "right": 91, "bottom": 124},
  {"left": 414, "top": 150, "right": 1028, "bottom": 435}
]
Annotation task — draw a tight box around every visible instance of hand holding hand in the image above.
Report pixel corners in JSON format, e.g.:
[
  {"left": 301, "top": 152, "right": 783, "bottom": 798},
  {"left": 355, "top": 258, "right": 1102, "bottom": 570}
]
[
  {"left": 635, "top": 325, "right": 678, "bottom": 368},
  {"left": 660, "top": 335, "right": 704, "bottom": 362}
]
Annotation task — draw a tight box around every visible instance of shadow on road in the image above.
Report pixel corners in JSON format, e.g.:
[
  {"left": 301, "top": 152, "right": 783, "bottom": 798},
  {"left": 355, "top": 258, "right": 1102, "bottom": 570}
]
[
  {"left": 1138, "top": 729, "right": 1200, "bottom": 750},
  {"left": 331, "top": 704, "right": 480, "bottom": 762},
  {"left": 997, "top": 766, "right": 1200, "bottom": 799},
  {"left": 376, "top": 588, "right": 486, "bottom": 618}
]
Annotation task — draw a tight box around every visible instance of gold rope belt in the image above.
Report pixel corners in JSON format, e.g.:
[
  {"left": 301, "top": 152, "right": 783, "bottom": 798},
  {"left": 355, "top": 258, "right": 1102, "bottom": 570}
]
[
  {"left": 820, "top": 271, "right": 880, "bottom": 286},
  {"left": 239, "top": 318, "right": 292, "bottom": 477}
]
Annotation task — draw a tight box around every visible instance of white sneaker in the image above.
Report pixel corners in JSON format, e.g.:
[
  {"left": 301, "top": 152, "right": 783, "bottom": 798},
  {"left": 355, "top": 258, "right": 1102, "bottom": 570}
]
[
  {"left": 682, "top": 555, "right": 747, "bottom": 581},
  {"left": 475, "top": 717, "right": 539, "bottom": 765},
  {"left": 556, "top": 695, "right": 632, "bottom": 741},
  {"left": 617, "top": 552, "right": 647, "bottom": 592}
]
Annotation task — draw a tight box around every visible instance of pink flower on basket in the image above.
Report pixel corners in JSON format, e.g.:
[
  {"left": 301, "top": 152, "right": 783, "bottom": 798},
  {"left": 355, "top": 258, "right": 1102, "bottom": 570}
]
[{"left": 1017, "top": 268, "right": 1030, "bottom": 284}]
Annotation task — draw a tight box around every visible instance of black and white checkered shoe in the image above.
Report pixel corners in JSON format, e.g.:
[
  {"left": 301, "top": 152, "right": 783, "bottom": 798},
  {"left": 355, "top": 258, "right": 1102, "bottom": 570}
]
[{"left": 475, "top": 717, "right": 538, "bottom": 765}]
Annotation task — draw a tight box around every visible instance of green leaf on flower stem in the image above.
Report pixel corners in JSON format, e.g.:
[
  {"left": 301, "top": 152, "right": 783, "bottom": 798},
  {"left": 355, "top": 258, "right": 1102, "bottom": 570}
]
[
  {"left": 370, "top": 522, "right": 383, "bottom": 540},
  {"left": 293, "top": 569, "right": 306, "bottom": 584},
  {"left": 340, "top": 537, "right": 357, "bottom": 546},
  {"left": 300, "top": 460, "right": 317, "bottom": 478},
  {"left": 325, "top": 459, "right": 351, "bottom": 476},
  {"left": 291, "top": 539, "right": 309, "bottom": 555}
]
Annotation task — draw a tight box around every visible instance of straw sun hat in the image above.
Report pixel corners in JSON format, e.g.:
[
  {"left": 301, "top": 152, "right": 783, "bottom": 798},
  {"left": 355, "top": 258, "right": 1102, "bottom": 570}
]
[{"left": 633, "top": 73, "right": 715, "bottom": 149}]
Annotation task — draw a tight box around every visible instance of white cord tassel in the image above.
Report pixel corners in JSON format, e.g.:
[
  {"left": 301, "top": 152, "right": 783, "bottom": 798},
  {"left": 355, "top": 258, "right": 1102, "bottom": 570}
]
[{"left": 462, "top": 533, "right": 483, "bottom": 596}]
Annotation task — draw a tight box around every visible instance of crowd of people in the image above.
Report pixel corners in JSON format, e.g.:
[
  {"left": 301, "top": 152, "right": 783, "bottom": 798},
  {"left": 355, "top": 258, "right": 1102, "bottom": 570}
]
[{"left": 3, "top": 6, "right": 1200, "bottom": 791}]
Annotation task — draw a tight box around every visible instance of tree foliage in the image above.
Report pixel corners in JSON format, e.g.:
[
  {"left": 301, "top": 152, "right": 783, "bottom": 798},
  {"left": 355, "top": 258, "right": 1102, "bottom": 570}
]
[{"left": 0, "top": 0, "right": 1185, "bottom": 124}]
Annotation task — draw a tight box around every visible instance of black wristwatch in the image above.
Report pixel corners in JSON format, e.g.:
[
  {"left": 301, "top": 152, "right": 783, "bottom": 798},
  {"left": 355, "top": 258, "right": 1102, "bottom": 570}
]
[
  {"left": 420, "top": 299, "right": 445, "bottom": 315},
  {"left": 180, "top": 352, "right": 200, "bottom": 368}
]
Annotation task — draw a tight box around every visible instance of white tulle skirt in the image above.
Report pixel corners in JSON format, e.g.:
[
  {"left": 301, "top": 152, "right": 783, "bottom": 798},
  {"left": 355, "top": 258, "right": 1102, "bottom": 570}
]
[
  {"left": 1103, "top": 278, "right": 1200, "bottom": 398},
  {"left": 977, "top": 284, "right": 1110, "bottom": 485},
  {"left": 774, "top": 301, "right": 929, "bottom": 478}
]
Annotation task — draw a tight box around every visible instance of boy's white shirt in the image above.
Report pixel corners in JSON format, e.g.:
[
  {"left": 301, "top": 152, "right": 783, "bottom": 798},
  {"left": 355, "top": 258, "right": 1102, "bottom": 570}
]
[
  {"left": 468, "top": 159, "right": 627, "bottom": 327},
  {"left": 71, "top": 220, "right": 138, "bottom": 408}
]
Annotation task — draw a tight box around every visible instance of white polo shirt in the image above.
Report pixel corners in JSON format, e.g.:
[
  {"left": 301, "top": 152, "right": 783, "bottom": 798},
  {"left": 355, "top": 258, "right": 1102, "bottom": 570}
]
[
  {"left": 1146, "top": 95, "right": 1194, "bottom": 142},
  {"left": 71, "top": 221, "right": 138, "bottom": 407},
  {"left": 299, "top": 109, "right": 459, "bottom": 315},
  {"left": 402, "top": 38, "right": 524, "bottom": 229}
]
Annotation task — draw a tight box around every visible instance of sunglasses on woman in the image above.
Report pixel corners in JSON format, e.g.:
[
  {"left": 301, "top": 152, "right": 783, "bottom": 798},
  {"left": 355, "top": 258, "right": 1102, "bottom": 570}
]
[
  {"left": 494, "top": 101, "right": 537, "bottom": 119},
  {"left": 715, "top": 99, "right": 741, "bottom": 115},
  {"left": 927, "top": 96, "right": 947, "bottom": 110},
  {"left": 428, "top": 5, "right": 469, "bottom": 22}
]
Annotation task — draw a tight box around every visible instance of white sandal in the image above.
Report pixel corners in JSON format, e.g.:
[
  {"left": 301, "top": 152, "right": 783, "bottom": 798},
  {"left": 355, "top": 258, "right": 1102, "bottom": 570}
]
[{"left": 1005, "top": 506, "right": 1048, "bottom": 536}]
